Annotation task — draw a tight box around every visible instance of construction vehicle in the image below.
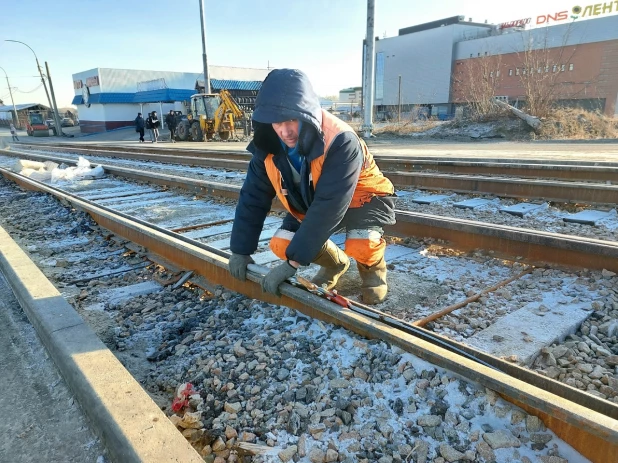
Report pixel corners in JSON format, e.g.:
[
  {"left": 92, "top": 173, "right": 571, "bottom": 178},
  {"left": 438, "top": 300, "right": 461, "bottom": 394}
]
[
  {"left": 175, "top": 89, "right": 246, "bottom": 142},
  {"left": 26, "top": 111, "right": 50, "bottom": 137}
]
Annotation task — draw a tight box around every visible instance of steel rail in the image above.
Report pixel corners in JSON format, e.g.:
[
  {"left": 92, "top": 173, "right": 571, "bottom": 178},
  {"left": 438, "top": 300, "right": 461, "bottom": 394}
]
[
  {"left": 1, "top": 166, "right": 617, "bottom": 463},
  {"left": 14, "top": 144, "right": 618, "bottom": 204},
  {"left": 20, "top": 142, "right": 618, "bottom": 167},
  {"left": 21, "top": 142, "right": 618, "bottom": 182},
  {"left": 4, "top": 148, "right": 618, "bottom": 273}
]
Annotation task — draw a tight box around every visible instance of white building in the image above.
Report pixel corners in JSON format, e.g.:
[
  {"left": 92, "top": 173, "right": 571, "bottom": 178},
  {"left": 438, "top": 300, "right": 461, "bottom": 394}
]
[
  {"left": 339, "top": 87, "right": 362, "bottom": 103},
  {"left": 72, "top": 66, "right": 269, "bottom": 133}
]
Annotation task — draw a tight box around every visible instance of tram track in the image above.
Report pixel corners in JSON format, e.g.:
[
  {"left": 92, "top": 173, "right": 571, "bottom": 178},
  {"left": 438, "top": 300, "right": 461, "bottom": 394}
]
[
  {"left": 2, "top": 148, "right": 618, "bottom": 274},
  {"left": 1, "top": 161, "right": 617, "bottom": 462},
  {"left": 14, "top": 143, "right": 618, "bottom": 205}
]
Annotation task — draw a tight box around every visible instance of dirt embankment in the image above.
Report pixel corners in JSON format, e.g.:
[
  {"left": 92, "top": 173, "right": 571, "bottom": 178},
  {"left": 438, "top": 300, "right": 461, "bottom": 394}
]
[{"left": 374, "top": 109, "right": 618, "bottom": 142}]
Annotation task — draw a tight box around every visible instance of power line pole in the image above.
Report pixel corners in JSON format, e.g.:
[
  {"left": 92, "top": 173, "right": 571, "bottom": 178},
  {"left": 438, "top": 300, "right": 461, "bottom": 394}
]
[
  {"left": 5, "top": 40, "right": 54, "bottom": 122},
  {"left": 361, "top": 0, "right": 375, "bottom": 139},
  {"left": 199, "top": 0, "right": 210, "bottom": 94},
  {"left": 0, "top": 67, "right": 19, "bottom": 128},
  {"left": 45, "top": 62, "right": 64, "bottom": 137},
  {"left": 398, "top": 75, "right": 402, "bottom": 123}
]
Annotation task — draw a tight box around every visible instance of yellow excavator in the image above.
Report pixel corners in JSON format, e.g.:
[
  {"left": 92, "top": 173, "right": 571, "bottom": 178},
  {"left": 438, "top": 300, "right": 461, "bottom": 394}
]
[{"left": 175, "top": 89, "right": 246, "bottom": 142}]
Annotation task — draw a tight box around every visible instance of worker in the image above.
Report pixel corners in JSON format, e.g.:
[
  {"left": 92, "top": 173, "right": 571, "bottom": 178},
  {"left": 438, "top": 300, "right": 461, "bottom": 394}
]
[{"left": 228, "top": 69, "right": 396, "bottom": 304}]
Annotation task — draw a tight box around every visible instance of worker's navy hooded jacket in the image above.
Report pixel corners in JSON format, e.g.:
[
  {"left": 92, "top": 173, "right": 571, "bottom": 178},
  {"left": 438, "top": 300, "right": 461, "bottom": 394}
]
[{"left": 230, "top": 69, "right": 393, "bottom": 265}]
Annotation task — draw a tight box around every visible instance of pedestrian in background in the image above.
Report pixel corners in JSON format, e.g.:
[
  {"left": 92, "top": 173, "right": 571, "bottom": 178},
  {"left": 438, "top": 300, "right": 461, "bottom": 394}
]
[
  {"left": 147, "top": 111, "right": 160, "bottom": 143},
  {"left": 165, "top": 110, "right": 177, "bottom": 143},
  {"left": 134, "top": 113, "right": 145, "bottom": 142},
  {"left": 9, "top": 123, "right": 19, "bottom": 142}
]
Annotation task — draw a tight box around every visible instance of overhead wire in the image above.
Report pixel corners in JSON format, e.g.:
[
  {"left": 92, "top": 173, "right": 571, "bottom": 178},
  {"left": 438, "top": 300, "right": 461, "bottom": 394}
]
[{"left": 14, "top": 83, "right": 43, "bottom": 94}]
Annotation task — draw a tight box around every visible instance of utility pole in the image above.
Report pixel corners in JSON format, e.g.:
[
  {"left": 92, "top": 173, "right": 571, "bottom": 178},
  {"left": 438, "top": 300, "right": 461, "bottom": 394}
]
[
  {"left": 199, "top": 0, "right": 211, "bottom": 94},
  {"left": 45, "top": 62, "right": 64, "bottom": 137},
  {"left": 397, "top": 75, "right": 402, "bottom": 123},
  {"left": 361, "top": 0, "right": 375, "bottom": 138},
  {"left": 5, "top": 40, "right": 54, "bottom": 127},
  {"left": 0, "top": 67, "right": 19, "bottom": 128}
]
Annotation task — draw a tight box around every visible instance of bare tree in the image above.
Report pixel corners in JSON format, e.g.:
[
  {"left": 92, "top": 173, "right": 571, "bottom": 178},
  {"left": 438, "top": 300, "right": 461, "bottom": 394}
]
[
  {"left": 452, "top": 53, "right": 504, "bottom": 120},
  {"left": 514, "top": 24, "right": 600, "bottom": 118}
]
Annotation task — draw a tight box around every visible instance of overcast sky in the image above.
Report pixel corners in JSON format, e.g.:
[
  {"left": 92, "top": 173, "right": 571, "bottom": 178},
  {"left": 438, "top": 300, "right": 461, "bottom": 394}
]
[{"left": 1, "top": 0, "right": 609, "bottom": 108}]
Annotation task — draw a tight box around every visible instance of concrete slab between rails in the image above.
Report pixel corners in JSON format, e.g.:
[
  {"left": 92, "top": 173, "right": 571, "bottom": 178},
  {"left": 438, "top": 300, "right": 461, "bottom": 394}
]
[
  {"left": 0, "top": 225, "right": 203, "bottom": 463},
  {"left": 467, "top": 298, "right": 593, "bottom": 366}
]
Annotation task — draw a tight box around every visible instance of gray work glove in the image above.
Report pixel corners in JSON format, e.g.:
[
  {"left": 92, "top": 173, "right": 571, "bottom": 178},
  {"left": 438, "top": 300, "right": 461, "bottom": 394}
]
[
  {"left": 228, "top": 253, "right": 254, "bottom": 281},
  {"left": 261, "top": 261, "right": 297, "bottom": 296}
]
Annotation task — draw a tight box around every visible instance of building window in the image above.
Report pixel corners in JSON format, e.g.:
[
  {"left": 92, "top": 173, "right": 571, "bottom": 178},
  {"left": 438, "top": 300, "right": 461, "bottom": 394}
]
[
  {"left": 523, "top": 68, "right": 527, "bottom": 75},
  {"left": 484, "top": 51, "right": 488, "bottom": 56},
  {"left": 496, "top": 70, "right": 500, "bottom": 77},
  {"left": 470, "top": 54, "right": 473, "bottom": 58},
  {"left": 490, "top": 71, "right": 494, "bottom": 78},
  {"left": 509, "top": 69, "right": 513, "bottom": 76},
  {"left": 569, "top": 63, "right": 574, "bottom": 71},
  {"left": 478, "top": 53, "right": 481, "bottom": 57},
  {"left": 516, "top": 68, "right": 520, "bottom": 75},
  {"left": 552, "top": 65, "right": 557, "bottom": 72},
  {"left": 537, "top": 67, "right": 542, "bottom": 73},
  {"left": 561, "top": 64, "right": 566, "bottom": 71},
  {"left": 545, "top": 65, "right": 550, "bottom": 73}
]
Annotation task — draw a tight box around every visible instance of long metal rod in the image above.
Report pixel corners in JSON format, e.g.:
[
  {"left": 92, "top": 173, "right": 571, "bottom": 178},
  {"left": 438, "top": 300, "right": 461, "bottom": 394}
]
[
  {"left": 361, "top": 0, "right": 375, "bottom": 138},
  {"left": 45, "top": 62, "right": 64, "bottom": 137},
  {"left": 4, "top": 40, "right": 54, "bottom": 121},
  {"left": 413, "top": 268, "right": 534, "bottom": 327},
  {"left": 0, "top": 66, "right": 19, "bottom": 128},
  {"left": 198, "top": 0, "right": 210, "bottom": 94}
]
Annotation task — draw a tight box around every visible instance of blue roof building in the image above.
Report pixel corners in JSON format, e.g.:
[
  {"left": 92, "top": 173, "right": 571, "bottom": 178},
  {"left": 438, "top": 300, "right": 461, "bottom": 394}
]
[{"left": 71, "top": 66, "right": 269, "bottom": 133}]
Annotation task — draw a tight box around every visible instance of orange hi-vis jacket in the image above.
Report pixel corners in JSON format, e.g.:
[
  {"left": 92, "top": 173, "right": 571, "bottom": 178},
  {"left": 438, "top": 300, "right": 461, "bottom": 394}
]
[{"left": 263, "top": 110, "right": 394, "bottom": 221}]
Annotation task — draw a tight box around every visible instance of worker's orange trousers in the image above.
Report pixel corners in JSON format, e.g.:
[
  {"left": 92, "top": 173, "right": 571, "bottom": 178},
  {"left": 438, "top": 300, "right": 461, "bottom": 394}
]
[{"left": 270, "top": 227, "right": 385, "bottom": 266}]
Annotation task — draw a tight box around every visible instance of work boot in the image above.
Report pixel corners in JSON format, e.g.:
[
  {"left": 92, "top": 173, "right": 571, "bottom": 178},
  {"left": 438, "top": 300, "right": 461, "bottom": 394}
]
[
  {"left": 357, "top": 258, "right": 388, "bottom": 304},
  {"left": 311, "top": 240, "right": 350, "bottom": 290}
]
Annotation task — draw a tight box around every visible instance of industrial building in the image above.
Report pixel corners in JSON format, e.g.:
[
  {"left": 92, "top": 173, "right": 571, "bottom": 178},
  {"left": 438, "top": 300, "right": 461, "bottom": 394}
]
[
  {"left": 367, "top": 13, "right": 618, "bottom": 119},
  {"left": 71, "top": 66, "right": 269, "bottom": 133}
]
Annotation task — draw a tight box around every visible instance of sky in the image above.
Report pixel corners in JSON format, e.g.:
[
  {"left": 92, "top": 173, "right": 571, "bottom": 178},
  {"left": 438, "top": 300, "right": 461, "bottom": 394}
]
[{"left": 0, "top": 0, "right": 594, "bottom": 108}]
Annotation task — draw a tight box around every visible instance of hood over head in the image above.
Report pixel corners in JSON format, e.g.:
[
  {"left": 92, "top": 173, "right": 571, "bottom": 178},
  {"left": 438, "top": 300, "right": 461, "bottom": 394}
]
[{"left": 250, "top": 69, "right": 324, "bottom": 160}]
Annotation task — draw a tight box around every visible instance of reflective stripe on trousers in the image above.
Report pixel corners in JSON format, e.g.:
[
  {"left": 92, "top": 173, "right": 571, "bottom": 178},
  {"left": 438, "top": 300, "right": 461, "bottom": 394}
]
[
  {"left": 345, "top": 229, "right": 385, "bottom": 267},
  {"left": 269, "top": 228, "right": 385, "bottom": 266},
  {"left": 269, "top": 229, "right": 296, "bottom": 260}
]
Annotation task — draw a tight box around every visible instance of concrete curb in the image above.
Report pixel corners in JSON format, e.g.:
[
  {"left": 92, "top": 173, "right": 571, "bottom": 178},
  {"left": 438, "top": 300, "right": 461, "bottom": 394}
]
[{"left": 0, "top": 225, "right": 203, "bottom": 463}]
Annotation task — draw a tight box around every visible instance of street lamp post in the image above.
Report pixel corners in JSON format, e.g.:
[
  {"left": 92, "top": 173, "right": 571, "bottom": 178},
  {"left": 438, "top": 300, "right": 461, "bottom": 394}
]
[
  {"left": 0, "top": 66, "right": 20, "bottom": 128},
  {"left": 5, "top": 40, "right": 63, "bottom": 136}
]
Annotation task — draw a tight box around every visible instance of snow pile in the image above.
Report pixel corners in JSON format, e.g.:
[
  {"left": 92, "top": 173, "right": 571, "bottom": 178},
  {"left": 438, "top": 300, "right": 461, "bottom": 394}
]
[{"left": 16, "top": 156, "right": 104, "bottom": 183}]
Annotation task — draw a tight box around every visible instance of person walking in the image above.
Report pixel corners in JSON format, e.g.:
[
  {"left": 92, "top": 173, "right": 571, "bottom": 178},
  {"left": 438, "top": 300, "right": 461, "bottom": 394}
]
[
  {"left": 134, "top": 113, "right": 145, "bottom": 142},
  {"left": 9, "top": 123, "right": 19, "bottom": 142},
  {"left": 147, "top": 111, "right": 160, "bottom": 143},
  {"left": 165, "top": 110, "right": 177, "bottom": 143},
  {"left": 228, "top": 69, "right": 396, "bottom": 304}
]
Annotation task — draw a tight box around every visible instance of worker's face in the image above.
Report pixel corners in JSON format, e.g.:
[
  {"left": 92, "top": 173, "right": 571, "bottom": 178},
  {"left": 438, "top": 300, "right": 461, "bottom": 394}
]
[{"left": 272, "top": 120, "right": 299, "bottom": 148}]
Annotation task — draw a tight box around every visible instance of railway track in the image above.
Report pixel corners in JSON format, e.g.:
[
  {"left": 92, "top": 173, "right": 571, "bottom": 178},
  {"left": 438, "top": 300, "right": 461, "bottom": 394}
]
[
  {"left": 0, "top": 156, "right": 617, "bottom": 462},
  {"left": 14, "top": 143, "right": 618, "bottom": 205},
  {"left": 2, "top": 148, "right": 618, "bottom": 274}
]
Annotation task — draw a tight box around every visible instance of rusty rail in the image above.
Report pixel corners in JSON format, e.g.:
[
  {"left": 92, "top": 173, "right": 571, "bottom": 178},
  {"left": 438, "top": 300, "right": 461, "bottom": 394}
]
[
  {"left": 1, "top": 166, "right": 617, "bottom": 463},
  {"left": 13, "top": 144, "right": 618, "bottom": 204},
  {"left": 4, "top": 148, "right": 618, "bottom": 273}
]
